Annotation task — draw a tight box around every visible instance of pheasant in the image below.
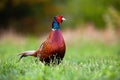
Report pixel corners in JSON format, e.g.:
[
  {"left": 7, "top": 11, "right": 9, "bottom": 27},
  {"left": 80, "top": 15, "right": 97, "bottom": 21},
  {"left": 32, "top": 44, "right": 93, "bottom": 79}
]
[{"left": 18, "top": 15, "right": 66, "bottom": 65}]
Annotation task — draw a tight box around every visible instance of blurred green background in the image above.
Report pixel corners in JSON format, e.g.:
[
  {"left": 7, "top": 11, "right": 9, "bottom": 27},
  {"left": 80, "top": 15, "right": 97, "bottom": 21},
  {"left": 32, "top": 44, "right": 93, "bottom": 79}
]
[
  {"left": 0, "top": 0, "right": 120, "bottom": 35},
  {"left": 0, "top": 0, "right": 120, "bottom": 80}
]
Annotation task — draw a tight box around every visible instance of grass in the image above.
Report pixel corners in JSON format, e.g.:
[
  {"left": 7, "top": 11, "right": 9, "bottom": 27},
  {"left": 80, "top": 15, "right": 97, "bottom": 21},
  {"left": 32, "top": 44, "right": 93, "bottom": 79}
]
[{"left": 0, "top": 37, "right": 120, "bottom": 80}]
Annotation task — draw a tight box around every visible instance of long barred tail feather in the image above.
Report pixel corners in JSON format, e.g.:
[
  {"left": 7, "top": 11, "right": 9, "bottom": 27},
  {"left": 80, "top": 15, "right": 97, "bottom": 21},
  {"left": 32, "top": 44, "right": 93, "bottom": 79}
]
[{"left": 18, "top": 50, "right": 35, "bottom": 62}]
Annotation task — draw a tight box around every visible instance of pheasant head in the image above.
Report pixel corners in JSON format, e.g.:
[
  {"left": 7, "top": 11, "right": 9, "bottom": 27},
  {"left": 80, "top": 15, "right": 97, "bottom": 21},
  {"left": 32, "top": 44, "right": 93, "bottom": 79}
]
[{"left": 52, "top": 15, "right": 66, "bottom": 30}]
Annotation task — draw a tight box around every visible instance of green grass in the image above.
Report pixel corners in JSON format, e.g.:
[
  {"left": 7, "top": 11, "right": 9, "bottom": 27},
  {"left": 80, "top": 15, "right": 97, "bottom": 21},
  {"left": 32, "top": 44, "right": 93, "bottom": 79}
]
[{"left": 0, "top": 38, "right": 120, "bottom": 80}]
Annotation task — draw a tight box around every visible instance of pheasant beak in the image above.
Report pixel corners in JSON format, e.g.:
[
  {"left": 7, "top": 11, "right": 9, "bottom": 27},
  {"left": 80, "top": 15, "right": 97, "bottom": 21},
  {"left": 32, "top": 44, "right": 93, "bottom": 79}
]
[{"left": 62, "top": 17, "right": 66, "bottom": 21}]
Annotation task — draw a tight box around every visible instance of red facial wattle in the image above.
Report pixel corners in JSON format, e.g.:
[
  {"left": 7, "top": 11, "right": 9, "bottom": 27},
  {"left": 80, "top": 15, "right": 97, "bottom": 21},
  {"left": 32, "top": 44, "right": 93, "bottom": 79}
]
[{"left": 56, "top": 16, "right": 66, "bottom": 24}]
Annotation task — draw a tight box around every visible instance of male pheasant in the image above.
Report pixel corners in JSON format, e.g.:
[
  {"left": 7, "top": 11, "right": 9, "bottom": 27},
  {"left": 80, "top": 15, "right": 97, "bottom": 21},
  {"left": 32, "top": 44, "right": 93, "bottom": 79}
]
[{"left": 18, "top": 15, "right": 66, "bottom": 65}]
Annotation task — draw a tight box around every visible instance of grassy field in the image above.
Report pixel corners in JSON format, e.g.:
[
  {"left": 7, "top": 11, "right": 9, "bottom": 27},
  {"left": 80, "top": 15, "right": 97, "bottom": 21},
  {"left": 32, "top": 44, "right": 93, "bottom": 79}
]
[{"left": 0, "top": 36, "right": 120, "bottom": 80}]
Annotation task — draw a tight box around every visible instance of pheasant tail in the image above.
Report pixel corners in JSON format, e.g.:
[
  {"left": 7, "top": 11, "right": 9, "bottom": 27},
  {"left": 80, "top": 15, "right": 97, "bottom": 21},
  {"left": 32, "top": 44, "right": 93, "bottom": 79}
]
[{"left": 18, "top": 50, "right": 36, "bottom": 62}]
